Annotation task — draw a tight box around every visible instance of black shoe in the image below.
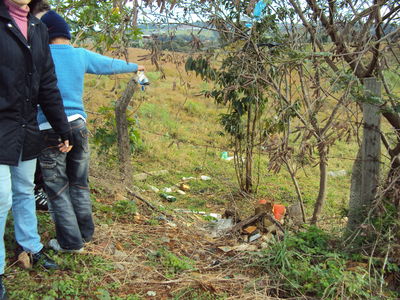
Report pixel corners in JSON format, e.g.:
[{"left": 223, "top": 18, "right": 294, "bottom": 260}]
[
  {"left": 32, "top": 249, "right": 59, "bottom": 270},
  {"left": 0, "top": 275, "right": 7, "bottom": 300}
]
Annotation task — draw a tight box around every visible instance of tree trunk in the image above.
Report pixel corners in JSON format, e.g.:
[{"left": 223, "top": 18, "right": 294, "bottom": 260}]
[
  {"left": 311, "top": 145, "right": 328, "bottom": 224},
  {"left": 115, "top": 77, "right": 138, "bottom": 180},
  {"left": 285, "top": 160, "right": 306, "bottom": 223},
  {"left": 347, "top": 77, "right": 381, "bottom": 229},
  {"left": 245, "top": 106, "right": 253, "bottom": 193}
]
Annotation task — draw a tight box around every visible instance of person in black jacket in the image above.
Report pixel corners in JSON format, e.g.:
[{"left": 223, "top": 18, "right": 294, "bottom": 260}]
[{"left": 0, "top": 0, "right": 72, "bottom": 298}]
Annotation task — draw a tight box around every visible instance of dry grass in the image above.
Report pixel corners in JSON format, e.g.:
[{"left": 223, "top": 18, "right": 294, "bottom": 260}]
[{"left": 85, "top": 199, "right": 278, "bottom": 299}]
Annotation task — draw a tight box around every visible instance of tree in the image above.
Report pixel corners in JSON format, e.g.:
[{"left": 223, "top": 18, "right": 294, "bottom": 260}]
[{"left": 282, "top": 0, "right": 400, "bottom": 229}]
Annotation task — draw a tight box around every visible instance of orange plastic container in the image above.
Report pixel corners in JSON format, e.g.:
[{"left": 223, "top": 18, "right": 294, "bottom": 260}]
[
  {"left": 273, "top": 204, "right": 286, "bottom": 221},
  {"left": 258, "top": 199, "right": 268, "bottom": 205}
]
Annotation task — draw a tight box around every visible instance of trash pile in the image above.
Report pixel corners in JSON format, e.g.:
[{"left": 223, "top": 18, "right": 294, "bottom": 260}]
[
  {"left": 130, "top": 169, "right": 303, "bottom": 251},
  {"left": 207, "top": 199, "right": 289, "bottom": 243}
]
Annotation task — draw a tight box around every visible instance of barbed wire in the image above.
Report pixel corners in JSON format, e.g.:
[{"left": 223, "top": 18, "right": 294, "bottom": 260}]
[{"left": 86, "top": 109, "right": 397, "bottom": 166}]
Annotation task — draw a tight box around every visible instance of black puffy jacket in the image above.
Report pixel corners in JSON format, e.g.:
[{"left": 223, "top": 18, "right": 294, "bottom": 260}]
[{"left": 0, "top": 0, "right": 70, "bottom": 166}]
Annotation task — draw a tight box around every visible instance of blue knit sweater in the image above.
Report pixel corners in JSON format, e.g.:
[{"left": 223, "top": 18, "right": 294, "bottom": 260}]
[{"left": 37, "top": 44, "right": 138, "bottom": 128}]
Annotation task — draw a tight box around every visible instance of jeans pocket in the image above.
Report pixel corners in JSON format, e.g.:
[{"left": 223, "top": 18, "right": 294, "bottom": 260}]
[
  {"left": 39, "top": 149, "right": 60, "bottom": 182},
  {"left": 40, "top": 161, "right": 57, "bottom": 182},
  {"left": 79, "top": 128, "right": 89, "bottom": 153}
]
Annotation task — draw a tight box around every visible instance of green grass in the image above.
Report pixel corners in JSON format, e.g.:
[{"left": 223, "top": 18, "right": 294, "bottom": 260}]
[{"left": 6, "top": 233, "right": 115, "bottom": 299}]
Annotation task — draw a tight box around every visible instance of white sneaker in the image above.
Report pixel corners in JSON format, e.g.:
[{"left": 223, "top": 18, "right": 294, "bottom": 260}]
[{"left": 48, "top": 239, "right": 84, "bottom": 253}]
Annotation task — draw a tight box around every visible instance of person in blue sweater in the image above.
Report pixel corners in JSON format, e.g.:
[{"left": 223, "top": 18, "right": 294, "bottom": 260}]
[{"left": 37, "top": 10, "right": 145, "bottom": 252}]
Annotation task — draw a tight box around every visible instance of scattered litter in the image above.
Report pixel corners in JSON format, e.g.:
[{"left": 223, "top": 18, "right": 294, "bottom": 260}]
[
  {"left": 200, "top": 175, "right": 211, "bottom": 181},
  {"left": 273, "top": 204, "right": 286, "bottom": 222},
  {"left": 115, "top": 242, "right": 124, "bottom": 250},
  {"left": 147, "top": 291, "right": 157, "bottom": 297},
  {"left": 243, "top": 226, "right": 258, "bottom": 235},
  {"left": 159, "top": 193, "right": 177, "bottom": 202},
  {"left": 148, "top": 185, "right": 159, "bottom": 193},
  {"left": 208, "top": 213, "right": 221, "bottom": 219},
  {"left": 210, "top": 260, "right": 221, "bottom": 266},
  {"left": 248, "top": 232, "right": 262, "bottom": 242},
  {"left": 179, "top": 183, "right": 190, "bottom": 191},
  {"left": 256, "top": 199, "right": 274, "bottom": 212},
  {"left": 220, "top": 151, "right": 234, "bottom": 161},
  {"left": 220, "top": 151, "right": 228, "bottom": 159},
  {"left": 182, "top": 176, "right": 196, "bottom": 181},
  {"left": 218, "top": 246, "right": 233, "bottom": 253},
  {"left": 218, "top": 244, "right": 258, "bottom": 253},
  {"left": 177, "top": 190, "right": 186, "bottom": 195},
  {"left": 174, "top": 208, "right": 197, "bottom": 213},
  {"left": 173, "top": 209, "right": 222, "bottom": 219},
  {"left": 327, "top": 169, "right": 347, "bottom": 177},
  {"left": 208, "top": 218, "right": 234, "bottom": 237},
  {"left": 162, "top": 187, "right": 173, "bottom": 193}
]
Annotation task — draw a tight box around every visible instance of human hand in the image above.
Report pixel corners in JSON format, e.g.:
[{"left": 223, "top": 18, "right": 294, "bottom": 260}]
[{"left": 58, "top": 140, "right": 73, "bottom": 153}]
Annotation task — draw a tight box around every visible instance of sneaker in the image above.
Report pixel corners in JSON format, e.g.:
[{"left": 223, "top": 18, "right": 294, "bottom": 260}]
[
  {"left": 34, "top": 188, "right": 49, "bottom": 211},
  {"left": 48, "top": 239, "right": 84, "bottom": 253},
  {"left": 0, "top": 275, "right": 7, "bottom": 300},
  {"left": 31, "top": 249, "right": 59, "bottom": 270}
]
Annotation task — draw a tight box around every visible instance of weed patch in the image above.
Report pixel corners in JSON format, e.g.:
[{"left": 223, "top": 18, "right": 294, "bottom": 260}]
[
  {"left": 148, "top": 248, "right": 194, "bottom": 278},
  {"left": 254, "top": 226, "right": 398, "bottom": 299}
]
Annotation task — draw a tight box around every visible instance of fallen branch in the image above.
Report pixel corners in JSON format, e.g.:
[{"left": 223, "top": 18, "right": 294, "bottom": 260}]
[
  {"left": 228, "top": 212, "right": 265, "bottom": 233},
  {"left": 264, "top": 214, "right": 285, "bottom": 233},
  {"left": 126, "top": 187, "right": 158, "bottom": 210},
  {"left": 228, "top": 212, "right": 285, "bottom": 234},
  {"left": 126, "top": 187, "right": 174, "bottom": 220}
]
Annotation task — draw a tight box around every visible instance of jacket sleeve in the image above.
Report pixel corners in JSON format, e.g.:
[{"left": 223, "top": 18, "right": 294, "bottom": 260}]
[
  {"left": 83, "top": 49, "right": 138, "bottom": 74},
  {"left": 37, "top": 29, "right": 71, "bottom": 138}
]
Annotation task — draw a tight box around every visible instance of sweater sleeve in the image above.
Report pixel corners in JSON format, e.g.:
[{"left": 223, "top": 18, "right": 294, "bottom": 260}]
[{"left": 83, "top": 49, "right": 138, "bottom": 74}]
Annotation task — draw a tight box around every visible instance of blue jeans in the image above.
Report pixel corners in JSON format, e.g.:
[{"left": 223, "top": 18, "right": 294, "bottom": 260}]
[
  {"left": 39, "top": 119, "right": 94, "bottom": 250},
  {"left": 0, "top": 157, "right": 43, "bottom": 274}
]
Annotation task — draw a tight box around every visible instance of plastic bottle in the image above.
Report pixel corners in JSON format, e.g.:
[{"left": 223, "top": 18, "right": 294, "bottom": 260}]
[
  {"left": 159, "top": 193, "right": 177, "bottom": 202},
  {"left": 138, "top": 71, "right": 150, "bottom": 91},
  {"left": 220, "top": 151, "right": 228, "bottom": 159}
]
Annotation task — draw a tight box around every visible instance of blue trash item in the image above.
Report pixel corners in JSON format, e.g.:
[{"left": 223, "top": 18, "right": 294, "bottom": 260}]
[{"left": 253, "top": 0, "right": 267, "bottom": 21}]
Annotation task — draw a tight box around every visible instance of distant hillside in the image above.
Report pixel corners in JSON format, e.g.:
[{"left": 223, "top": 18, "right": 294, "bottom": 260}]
[{"left": 133, "top": 22, "right": 220, "bottom": 52}]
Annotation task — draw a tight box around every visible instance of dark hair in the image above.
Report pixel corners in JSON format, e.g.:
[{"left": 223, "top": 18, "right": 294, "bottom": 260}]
[{"left": 29, "top": 0, "right": 51, "bottom": 15}]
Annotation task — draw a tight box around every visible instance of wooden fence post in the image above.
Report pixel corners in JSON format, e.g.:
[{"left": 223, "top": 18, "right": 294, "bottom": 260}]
[
  {"left": 361, "top": 78, "right": 381, "bottom": 207},
  {"left": 348, "top": 77, "right": 381, "bottom": 230},
  {"left": 115, "top": 77, "right": 138, "bottom": 181}
]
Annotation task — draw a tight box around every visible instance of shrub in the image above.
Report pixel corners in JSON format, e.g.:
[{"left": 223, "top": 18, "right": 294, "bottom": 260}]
[{"left": 255, "top": 226, "right": 397, "bottom": 299}]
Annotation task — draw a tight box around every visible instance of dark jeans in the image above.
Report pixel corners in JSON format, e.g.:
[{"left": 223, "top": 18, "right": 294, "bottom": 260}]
[{"left": 39, "top": 119, "right": 94, "bottom": 250}]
